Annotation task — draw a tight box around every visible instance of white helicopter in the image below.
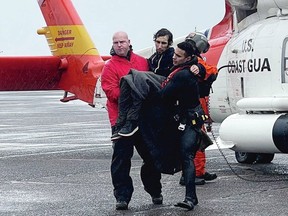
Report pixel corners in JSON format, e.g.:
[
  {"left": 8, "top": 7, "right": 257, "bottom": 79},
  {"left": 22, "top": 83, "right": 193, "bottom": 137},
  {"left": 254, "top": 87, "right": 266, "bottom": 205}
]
[{"left": 207, "top": 0, "right": 288, "bottom": 164}]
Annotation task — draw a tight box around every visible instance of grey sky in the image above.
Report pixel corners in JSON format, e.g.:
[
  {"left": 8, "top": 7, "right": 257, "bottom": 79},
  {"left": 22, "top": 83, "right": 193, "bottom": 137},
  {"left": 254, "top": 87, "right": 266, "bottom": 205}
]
[{"left": 0, "top": 0, "right": 225, "bottom": 56}]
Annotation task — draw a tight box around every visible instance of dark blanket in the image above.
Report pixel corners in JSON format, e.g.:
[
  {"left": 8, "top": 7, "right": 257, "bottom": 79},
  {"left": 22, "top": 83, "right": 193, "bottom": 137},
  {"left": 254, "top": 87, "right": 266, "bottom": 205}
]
[
  {"left": 139, "top": 97, "right": 182, "bottom": 175},
  {"left": 121, "top": 69, "right": 166, "bottom": 100},
  {"left": 121, "top": 69, "right": 182, "bottom": 175}
]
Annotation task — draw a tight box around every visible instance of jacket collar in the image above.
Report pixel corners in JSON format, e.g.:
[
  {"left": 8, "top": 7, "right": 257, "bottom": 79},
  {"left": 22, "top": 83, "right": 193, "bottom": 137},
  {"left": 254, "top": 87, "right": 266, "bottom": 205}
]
[{"left": 110, "top": 45, "right": 133, "bottom": 61}]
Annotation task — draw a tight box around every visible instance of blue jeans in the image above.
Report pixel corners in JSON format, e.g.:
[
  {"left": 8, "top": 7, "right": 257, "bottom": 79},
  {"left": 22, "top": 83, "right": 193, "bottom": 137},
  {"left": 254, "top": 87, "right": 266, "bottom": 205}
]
[{"left": 180, "top": 125, "right": 200, "bottom": 203}]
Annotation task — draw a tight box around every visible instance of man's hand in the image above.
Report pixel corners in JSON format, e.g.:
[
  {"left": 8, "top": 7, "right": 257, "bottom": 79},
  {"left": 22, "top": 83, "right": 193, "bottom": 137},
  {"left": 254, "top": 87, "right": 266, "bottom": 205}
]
[{"left": 190, "top": 65, "right": 200, "bottom": 76}]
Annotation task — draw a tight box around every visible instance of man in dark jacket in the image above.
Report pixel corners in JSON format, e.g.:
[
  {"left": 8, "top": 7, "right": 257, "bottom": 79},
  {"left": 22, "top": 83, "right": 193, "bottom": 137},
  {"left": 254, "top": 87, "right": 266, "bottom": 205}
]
[
  {"left": 178, "top": 32, "right": 218, "bottom": 186},
  {"left": 159, "top": 42, "right": 204, "bottom": 210},
  {"left": 148, "top": 28, "right": 174, "bottom": 77}
]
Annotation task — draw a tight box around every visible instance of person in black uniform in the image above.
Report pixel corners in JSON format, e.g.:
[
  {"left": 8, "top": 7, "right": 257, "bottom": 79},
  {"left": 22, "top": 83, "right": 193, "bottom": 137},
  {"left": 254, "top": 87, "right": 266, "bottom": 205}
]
[{"left": 159, "top": 41, "right": 204, "bottom": 210}]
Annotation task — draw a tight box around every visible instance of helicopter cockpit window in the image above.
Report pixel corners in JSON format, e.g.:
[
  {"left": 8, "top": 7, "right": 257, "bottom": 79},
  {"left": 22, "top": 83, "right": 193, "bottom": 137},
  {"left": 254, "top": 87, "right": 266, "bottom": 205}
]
[
  {"left": 282, "top": 38, "right": 288, "bottom": 83},
  {"left": 230, "top": 0, "right": 258, "bottom": 23}
]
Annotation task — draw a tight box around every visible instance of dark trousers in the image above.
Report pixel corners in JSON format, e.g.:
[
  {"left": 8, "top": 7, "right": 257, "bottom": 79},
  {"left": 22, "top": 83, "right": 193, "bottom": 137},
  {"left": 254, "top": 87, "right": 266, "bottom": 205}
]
[
  {"left": 117, "top": 79, "right": 142, "bottom": 125},
  {"left": 111, "top": 128, "right": 162, "bottom": 203},
  {"left": 180, "top": 125, "right": 200, "bottom": 203}
]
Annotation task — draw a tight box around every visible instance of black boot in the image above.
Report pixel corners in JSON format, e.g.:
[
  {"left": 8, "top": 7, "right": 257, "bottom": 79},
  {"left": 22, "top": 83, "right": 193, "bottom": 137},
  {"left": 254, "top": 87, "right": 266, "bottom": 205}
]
[
  {"left": 152, "top": 194, "right": 163, "bottom": 205},
  {"left": 179, "top": 174, "right": 205, "bottom": 185},
  {"left": 116, "top": 200, "right": 128, "bottom": 210},
  {"left": 111, "top": 132, "right": 122, "bottom": 141},
  {"left": 198, "top": 172, "right": 217, "bottom": 181},
  {"left": 111, "top": 123, "right": 123, "bottom": 141},
  {"left": 195, "top": 177, "right": 206, "bottom": 185},
  {"left": 175, "top": 199, "right": 194, "bottom": 210},
  {"left": 118, "top": 120, "right": 139, "bottom": 136}
]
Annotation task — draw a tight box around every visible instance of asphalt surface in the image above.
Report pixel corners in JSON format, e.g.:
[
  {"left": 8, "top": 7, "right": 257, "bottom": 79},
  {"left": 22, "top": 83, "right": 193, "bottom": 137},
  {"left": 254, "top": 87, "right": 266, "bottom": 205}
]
[{"left": 1, "top": 91, "right": 288, "bottom": 216}]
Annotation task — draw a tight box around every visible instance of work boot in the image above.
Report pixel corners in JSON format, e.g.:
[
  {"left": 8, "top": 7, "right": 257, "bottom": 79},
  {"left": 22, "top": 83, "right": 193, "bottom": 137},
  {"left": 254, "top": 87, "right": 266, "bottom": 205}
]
[
  {"left": 175, "top": 199, "right": 194, "bottom": 211},
  {"left": 116, "top": 200, "right": 128, "bottom": 210},
  {"left": 179, "top": 175, "right": 205, "bottom": 186},
  {"left": 118, "top": 120, "right": 139, "bottom": 137},
  {"left": 152, "top": 194, "right": 163, "bottom": 205},
  {"left": 198, "top": 172, "right": 217, "bottom": 181},
  {"left": 195, "top": 177, "right": 206, "bottom": 185}
]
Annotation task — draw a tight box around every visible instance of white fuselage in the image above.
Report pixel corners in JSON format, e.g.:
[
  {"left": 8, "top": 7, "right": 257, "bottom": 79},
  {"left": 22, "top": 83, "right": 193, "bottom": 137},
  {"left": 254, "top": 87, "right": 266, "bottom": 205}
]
[
  {"left": 210, "top": 5, "right": 288, "bottom": 153},
  {"left": 210, "top": 15, "right": 288, "bottom": 122}
]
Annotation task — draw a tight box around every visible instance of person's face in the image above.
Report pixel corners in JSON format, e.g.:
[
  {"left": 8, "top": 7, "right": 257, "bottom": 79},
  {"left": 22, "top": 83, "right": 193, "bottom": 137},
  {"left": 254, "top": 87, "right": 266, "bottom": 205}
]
[
  {"left": 154, "top": 35, "right": 169, "bottom": 54},
  {"left": 172, "top": 47, "right": 191, "bottom": 66},
  {"left": 112, "top": 32, "right": 131, "bottom": 57}
]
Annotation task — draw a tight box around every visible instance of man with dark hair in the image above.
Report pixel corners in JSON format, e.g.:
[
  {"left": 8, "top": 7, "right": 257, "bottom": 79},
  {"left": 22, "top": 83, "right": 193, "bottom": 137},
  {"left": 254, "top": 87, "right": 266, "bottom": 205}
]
[
  {"left": 153, "top": 28, "right": 173, "bottom": 46},
  {"left": 178, "top": 32, "right": 218, "bottom": 186},
  {"left": 160, "top": 41, "right": 205, "bottom": 210},
  {"left": 148, "top": 28, "right": 174, "bottom": 77}
]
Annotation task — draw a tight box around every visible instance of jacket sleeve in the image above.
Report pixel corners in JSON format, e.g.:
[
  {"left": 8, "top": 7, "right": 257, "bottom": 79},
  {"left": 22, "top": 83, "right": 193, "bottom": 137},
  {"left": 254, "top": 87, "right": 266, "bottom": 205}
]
[
  {"left": 197, "top": 63, "right": 206, "bottom": 80},
  {"left": 101, "top": 64, "right": 120, "bottom": 103},
  {"left": 198, "top": 58, "right": 218, "bottom": 80}
]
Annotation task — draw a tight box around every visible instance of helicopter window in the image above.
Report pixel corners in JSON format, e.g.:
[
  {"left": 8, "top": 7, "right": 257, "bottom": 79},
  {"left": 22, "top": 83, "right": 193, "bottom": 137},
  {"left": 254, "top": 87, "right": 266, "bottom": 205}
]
[
  {"left": 282, "top": 38, "right": 288, "bottom": 83},
  {"left": 235, "top": 8, "right": 257, "bottom": 23},
  {"left": 230, "top": 0, "right": 258, "bottom": 23},
  {"left": 229, "top": 0, "right": 257, "bottom": 10},
  {"left": 285, "top": 41, "right": 288, "bottom": 71},
  {"left": 284, "top": 57, "right": 288, "bottom": 76}
]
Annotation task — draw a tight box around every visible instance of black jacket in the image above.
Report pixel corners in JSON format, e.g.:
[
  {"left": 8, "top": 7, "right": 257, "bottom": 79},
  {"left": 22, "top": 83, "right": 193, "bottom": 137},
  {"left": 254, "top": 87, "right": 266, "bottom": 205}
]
[
  {"left": 148, "top": 47, "right": 174, "bottom": 77},
  {"left": 140, "top": 57, "right": 203, "bottom": 174},
  {"left": 160, "top": 64, "right": 200, "bottom": 113}
]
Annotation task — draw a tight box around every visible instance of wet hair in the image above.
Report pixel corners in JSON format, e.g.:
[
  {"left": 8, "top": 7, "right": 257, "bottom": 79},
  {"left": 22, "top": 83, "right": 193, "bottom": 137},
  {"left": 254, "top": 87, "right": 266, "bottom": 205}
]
[
  {"left": 177, "top": 41, "right": 198, "bottom": 57},
  {"left": 153, "top": 28, "right": 173, "bottom": 46}
]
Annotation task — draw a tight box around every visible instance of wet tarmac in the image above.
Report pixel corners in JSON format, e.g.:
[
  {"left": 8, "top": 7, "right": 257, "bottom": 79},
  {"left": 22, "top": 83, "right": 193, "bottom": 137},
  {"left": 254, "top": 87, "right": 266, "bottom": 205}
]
[{"left": 1, "top": 91, "right": 288, "bottom": 216}]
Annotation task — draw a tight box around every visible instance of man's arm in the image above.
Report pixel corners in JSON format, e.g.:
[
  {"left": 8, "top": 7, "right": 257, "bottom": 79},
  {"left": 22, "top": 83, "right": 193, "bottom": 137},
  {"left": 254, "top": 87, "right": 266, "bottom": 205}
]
[
  {"left": 101, "top": 65, "right": 120, "bottom": 102},
  {"left": 190, "top": 62, "right": 206, "bottom": 80}
]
